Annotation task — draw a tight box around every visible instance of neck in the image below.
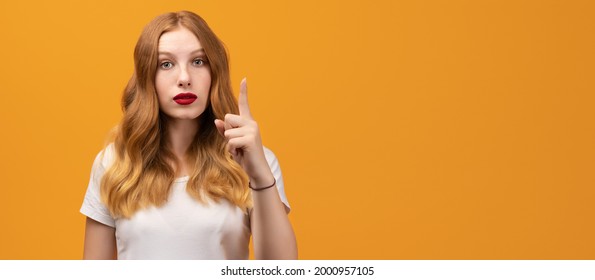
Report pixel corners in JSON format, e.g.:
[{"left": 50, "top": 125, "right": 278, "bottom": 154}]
[{"left": 165, "top": 117, "right": 199, "bottom": 162}]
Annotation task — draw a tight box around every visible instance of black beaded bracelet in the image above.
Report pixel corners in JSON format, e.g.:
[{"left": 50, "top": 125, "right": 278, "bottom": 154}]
[{"left": 249, "top": 178, "right": 276, "bottom": 191}]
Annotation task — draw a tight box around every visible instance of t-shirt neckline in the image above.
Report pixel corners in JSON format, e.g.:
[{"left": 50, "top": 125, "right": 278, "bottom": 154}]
[{"left": 174, "top": 175, "right": 189, "bottom": 183}]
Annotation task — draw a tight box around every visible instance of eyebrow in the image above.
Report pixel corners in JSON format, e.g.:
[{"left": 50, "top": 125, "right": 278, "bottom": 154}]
[{"left": 158, "top": 49, "right": 205, "bottom": 56}]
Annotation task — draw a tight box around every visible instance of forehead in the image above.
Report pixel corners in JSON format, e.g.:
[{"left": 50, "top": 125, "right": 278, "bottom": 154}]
[{"left": 158, "top": 27, "right": 203, "bottom": 53}]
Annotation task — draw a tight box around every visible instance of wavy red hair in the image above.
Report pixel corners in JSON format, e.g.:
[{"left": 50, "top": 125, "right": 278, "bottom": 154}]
[{"left": 101, "top": 11, "right": 250, "bottom": 218}]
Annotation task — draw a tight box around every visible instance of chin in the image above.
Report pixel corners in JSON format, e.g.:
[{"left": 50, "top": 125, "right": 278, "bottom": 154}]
[
  {"left": 174, "top": 114, "right": 203, "bottom": 120},
  {"left": 161, "top": 111, "right": 203, "bottom": 120}
]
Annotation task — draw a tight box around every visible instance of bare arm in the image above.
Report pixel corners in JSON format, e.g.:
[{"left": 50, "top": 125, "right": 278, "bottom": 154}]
[
  {"left": 215, "top": 78, "right": 298, "bottom": 259},
  {"left": 83, "top": 217, "right": 117, "bottom": 259},
  {"left": 250, "top": 180, "right": 298, "bottom": 259}
]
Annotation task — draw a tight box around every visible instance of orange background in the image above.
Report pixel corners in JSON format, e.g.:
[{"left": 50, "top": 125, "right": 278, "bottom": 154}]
[{"left": 0, "top": 0, "right": 593, "bottom": 259}]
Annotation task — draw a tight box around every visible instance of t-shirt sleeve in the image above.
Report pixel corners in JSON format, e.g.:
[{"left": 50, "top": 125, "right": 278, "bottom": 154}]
[
  {"left": 263, "top": 146, "right": 290, "bottom": 212},
  {"left": 80, "top": 146, "right": 116, "bottom": 228}
]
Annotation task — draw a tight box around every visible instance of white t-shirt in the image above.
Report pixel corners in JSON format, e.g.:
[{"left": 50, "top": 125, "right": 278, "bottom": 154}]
[{"left": 80, "top": 144, "right": 289, "bottom": 259}]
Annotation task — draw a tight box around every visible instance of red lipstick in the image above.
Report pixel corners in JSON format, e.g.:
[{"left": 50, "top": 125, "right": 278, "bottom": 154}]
[{"left": 173, "top": 93, "right": 197, "bottom": 105}]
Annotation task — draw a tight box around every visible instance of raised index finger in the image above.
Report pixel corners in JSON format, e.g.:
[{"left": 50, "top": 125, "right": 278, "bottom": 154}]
[{"left": 238, "top": 77, "right": 253, "bottom": 119}]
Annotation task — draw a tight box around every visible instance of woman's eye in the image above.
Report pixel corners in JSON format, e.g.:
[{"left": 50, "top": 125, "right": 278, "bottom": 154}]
[
  {"left": 193, "top": 59, "right": 205, "bottom": 66},
  {"left": 160, "top": 61, "right": 173, "bottom": 69}
]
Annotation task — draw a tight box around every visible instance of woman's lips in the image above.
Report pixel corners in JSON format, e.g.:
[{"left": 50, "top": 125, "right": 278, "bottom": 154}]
[{"left": 173, "top": 93, "right": 197, "bottom": 105}]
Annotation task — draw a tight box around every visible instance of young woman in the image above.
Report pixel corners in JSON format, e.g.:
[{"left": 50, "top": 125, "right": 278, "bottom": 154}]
[{"left": 80, "top": 11, "right": 297, "bottom": 259}]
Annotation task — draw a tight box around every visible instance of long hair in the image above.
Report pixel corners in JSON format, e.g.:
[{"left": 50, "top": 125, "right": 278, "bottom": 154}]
[{"left": 100, "top": 11, "right": 251, "bottom": 218}]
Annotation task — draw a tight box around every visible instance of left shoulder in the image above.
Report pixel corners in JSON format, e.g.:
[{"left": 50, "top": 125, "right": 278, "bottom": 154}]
[
  {"left": 263, "top": 146, "right": 280, "bottom": 168},
  {"left": 261, "top": 146, "right": 290, "bottom": 213},
  {"left": 263, "top": 146, "right": 277, "bottom": 160}
]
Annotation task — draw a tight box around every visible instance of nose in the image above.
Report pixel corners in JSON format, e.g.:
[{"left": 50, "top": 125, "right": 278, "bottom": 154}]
[{"left": 177, "top": 66, "right": 191, "bottom": 88}]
